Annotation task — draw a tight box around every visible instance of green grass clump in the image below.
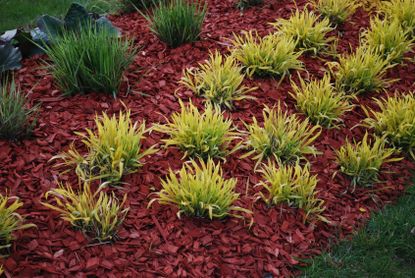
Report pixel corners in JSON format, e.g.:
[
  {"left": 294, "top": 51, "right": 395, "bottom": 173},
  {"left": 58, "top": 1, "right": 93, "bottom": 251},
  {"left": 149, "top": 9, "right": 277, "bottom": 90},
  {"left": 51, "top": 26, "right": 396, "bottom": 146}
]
[
  {"left": 155, "top": 101, "right": 241, "bottom": 160},
  {"left": 145, "top": 0, "right": 206, "bottom": 48},
  {"left": 336, "top": 133, "right": 401, "bottom": 188},
  {"left": 271, "top": 9, "right": 335, "bottom": 54},
  {"left": 0, "top": 77, "right": 37, "bottom": 139},
  {"left": 180, "top": 51, "right": 256, "bottom": 109},
  {"left": 290, "top": 73, "right": 353, "bottom": 128},
  {"left": 312, "top": 0, "right": 358, "bottom": 25},
  {"left": 43, "top": 27, "right": 135, "bottom": 96},
  {"left": 230, "top": 31, "right": 303, "bottom": 77},
  {"left": 149, "top": 158, "right": 251, "bottom": 220},
  {"left": 361, "top": 17, "right": 413, "bottom": 63},
  {"left": 380, "top": 0, "right": 415, "bottom": 35}
]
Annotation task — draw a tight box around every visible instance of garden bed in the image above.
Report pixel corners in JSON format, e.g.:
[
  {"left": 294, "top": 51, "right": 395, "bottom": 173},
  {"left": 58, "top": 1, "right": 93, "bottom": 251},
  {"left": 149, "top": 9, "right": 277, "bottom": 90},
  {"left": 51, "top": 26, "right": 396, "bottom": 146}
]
[{"left": 1, "top": 0, "right": 415, "bottom": 276}]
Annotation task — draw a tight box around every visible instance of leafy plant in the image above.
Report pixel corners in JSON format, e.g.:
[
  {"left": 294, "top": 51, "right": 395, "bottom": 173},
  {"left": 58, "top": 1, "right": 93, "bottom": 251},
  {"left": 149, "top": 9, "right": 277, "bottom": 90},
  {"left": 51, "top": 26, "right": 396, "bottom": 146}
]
[
  {"left": 53, "top": 110, "right": 156, "bottom": 183},
  {"left": 243, "top": 104, "right": 321, "bottom": 167},
  {"left": 180, "top": 51, "right": 256, "bottom": 109},
  {"left": 229, "top": 31, "right": 303, "bottom": 77},
  {"left": 361, "top": 17, "right": 413, "bottom": 63},
  {"left": 336, "top": 133, "right": 401, "bottom": 188},
  {"left": 271, "top": 9, "right": 335, "bottom": 54},
  {"left": 290, "top": 73, "right": 353, "bottom": 128},
  {"left": 149, "top": 158, "right": 251, "bottom": 219},
  {"left": 328, "top": 46, "right": 396, "bottom": 94},
  {"left": 43, "top": 182, "right": 129, "bottom": 241},
  {"left": 0, "top": 43, "right": 22, "bottom": 75},
  {"left": 312, "top": 0, "right": 358, "bottom": 25},
  {"left": 380, "top": 0, "right": 415, "bottom": 34},
  {"left": 0, "top": 77, "right": 37, "bottom": 139},
  {"left": 363, "top": 92, "right": 415, "bottom": 158},
  {"left": 155, "top": 101, "right": 241, "bottom": 160},
  {"left": 258, "top": 161, "right": 326, "bottom": 222},
  {"left": 144, "top": 0, "right": 206, "bottom": 48},
  {"left": 42, "top": 26, "right": 135, "bottom": 96},
  {"left": 237, "top": 0, "right": 263, "bottom": 10},
  {"left": 0, "top": 194, "right": 35, "bottom": 251}
]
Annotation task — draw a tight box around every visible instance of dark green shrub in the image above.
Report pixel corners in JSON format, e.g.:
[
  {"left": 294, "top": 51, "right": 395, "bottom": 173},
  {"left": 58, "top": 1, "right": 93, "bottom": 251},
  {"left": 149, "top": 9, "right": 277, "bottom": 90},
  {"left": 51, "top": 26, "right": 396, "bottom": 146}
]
[{"left": 237, "top": 0, "right": 263, "bottom": 10}]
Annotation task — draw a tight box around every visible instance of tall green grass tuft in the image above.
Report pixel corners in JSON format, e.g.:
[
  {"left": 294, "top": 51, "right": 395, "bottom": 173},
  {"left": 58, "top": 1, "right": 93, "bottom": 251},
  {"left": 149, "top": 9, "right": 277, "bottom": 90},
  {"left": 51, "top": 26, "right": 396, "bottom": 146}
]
[
  {"left": 145, "top": 0, "right": 206, "bottom": 48},
  {"left": 381, "top": 0, "right": 415, "bottom": 35},
  {"left": 43, "top": 27, "right": 135, "bottom": 96},
  {"left": 312, "top": 0, "right": 358, "bottom": 25}
]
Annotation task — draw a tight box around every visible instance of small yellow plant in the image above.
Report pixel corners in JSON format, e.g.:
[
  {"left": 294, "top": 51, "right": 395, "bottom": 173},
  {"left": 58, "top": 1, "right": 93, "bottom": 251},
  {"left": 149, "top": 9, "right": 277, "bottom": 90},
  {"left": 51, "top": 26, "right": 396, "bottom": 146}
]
[
  {"left": 149, "top": 158, "right": 251, "bottom": 220},
  {"left": 0, "top": 265, "right": 3, "bottom": 275},
  {"left": 180, "top": 51, "right": 256, "bottom": 109},
  {"left": 271, "top": 8, "right": 335, "bottom": 54},
  {"left": 363, "top": 92, "right": 415, "bottom": 158},
  {"left": 258, "top": 161, "right": 326, "bottom": 222},
  {"left": 361, "top": 17, "right": 413, "bottom": 63},
  {"left": 290, "top": 73, "right": 353, "bottom": 128},
  {"left": 43, "top": 182, "right": 129, "bottom": 241},
  {"left": 243, "top": 104, "right": 321, "bottom": 167},
  {"left": 229, "top": 31, "right": 303, "bottom": 77},
  {"left": 155, "top": 101, "right": 242, "bottom": 160},
  {"left": 312, "top": 0, "right": 358, "bottom": 25},
  {"left": 0, "top": 194, "right": 35, "bottom": 251},
  {"left": 380, "top": 0, "right": 415, "bottom": 34},
  {"left": 336, "top": 133, "right": 401, "bottom": 188},
  {"left": 328, "top": 46, "right": 396, "bottom": 94},
  {"left": 53, "top": 110, "right": 156, "bottom": 183}
]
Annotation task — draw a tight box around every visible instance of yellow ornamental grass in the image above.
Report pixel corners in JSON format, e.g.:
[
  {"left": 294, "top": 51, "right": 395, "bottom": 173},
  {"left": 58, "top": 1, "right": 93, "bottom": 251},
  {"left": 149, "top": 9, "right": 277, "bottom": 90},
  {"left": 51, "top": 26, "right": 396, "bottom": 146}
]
[
  {"left": 361, "top": 17, "right": 413, "bottom": 63},
  {"left": 290, "top": 73, "right": 354, "bottom": 128},
  {"left": 363, "top": 92, "right": 415, "bottom": 158},
  {"left": 381, "top": 0, "right": 415, "bottom": 35},
  {"left": 271, "top": 8, "right": 335, "bottom": 54},
  {"left": 258, "top": 161, "right": 327, "bottom": 222},
  {"left": 243, "top": 104, "right": 321, "bottom": 167},
  {"left": 155, "top": 101, "right": 242, "bottom": 160},
  {"left": 180, "top": 51, "right": 256, "bottom": 110},
  {"left": 43, "top": 182, "right": 129, "bottom": 241},
  {"left": 149, "top": 158, "right": 251, "bottom": 220},
  {"left": 312, "top": 0, "right": 358, "bottom": 25},
  {"left": 53, "top": 110, "right": 157, "bottom": 183},
  {"left": 229, "top": 31, "right": 303, "bottom": 77},
  {"left": 0, "top": 194, "right": 35, "bottom": 251},
  {"left": 336, "top": 133, "right": 401, "bottom": 188}
]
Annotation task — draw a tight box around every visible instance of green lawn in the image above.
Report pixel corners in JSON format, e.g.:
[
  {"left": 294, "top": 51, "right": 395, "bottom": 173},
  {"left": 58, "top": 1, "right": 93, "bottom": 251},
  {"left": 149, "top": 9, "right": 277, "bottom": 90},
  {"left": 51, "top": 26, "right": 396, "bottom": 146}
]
[
  {"left": 0, "top": 0, "right": 120, "bottom": 32},
  {"left": 300, "top": 183, "right": 415, "bottom": 278}
]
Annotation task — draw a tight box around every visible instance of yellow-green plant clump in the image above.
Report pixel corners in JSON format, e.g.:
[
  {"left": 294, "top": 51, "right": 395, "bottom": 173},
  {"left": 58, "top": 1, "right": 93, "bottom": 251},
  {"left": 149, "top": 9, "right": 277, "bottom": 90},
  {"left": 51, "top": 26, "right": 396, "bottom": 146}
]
[
  {"left": 380, "top": 0, "right": 415, "bottom": 34},
  {"left": 180, "top": 51, "right": 256, "bottom": 109},
  {"left": 149, "top": 159, "right": 251, "bottom": 220},
  {"left": 243, "top": 104, "right": 321, "bottom": 167},
  {"left": 53, "top": 110, "right": 156, "bottom": 183},
  {"left": 229, "top": 31, "right": 303, "bottom": 77},
  {"left": 336, "top": 133, "right": 401, "bottom": 188},
  {"left": 43, "top": 182, "right": 129, "bottom": 241},
  {"left": 155, "top": 101, "right": 242, "bottom": 160},
  {"left": 290, "top": 73, "right": 353, "bottom": 128},
  {"left": 312, "top": 0, "right": 358, "bottom": 25}
]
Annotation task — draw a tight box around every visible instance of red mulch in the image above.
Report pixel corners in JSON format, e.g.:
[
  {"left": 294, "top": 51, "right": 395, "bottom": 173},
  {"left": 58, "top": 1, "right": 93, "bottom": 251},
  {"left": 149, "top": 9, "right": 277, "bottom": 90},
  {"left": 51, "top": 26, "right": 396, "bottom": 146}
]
[{"left": 1, "top": 0, "right": 415, "bottom": 277}]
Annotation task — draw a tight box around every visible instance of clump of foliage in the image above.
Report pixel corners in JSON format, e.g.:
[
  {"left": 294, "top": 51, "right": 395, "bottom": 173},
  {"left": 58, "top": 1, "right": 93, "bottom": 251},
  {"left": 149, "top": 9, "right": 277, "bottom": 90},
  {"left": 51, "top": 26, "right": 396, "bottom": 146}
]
[
  {"left": 43, "top": 182, "right": 129, "bottom": 241},
  {"left": 290, "top": 73, "right": 353, "bottom": 128},
  {"left": 0, "top": 194, "right": 35, "bottom": 252},
  {"left": 0, "top": 77, "right": 37, "bottom": 139},
  {"left": 144, "top": 0, "right": 206, "bottom": 47},
  {"left": 229, "top": 31, "right": 303, "bottom": 77},
  {"left": 328, "top": 46, "right": 395, "bottom": 94},
  {"left": 243, "top": 104, "right": 321, "bottom": 167},
  {"left": 380, "top": 0, "right": 415, "bottom": 34},
  {"left": 155, "top": 101, "right": 241, "bottom": 160},
  {"left": 258, "top": 161, "right": 326, "bottom": 222},
  {"left": 43, "top": 26, "right": 135, "bottom": 96},
  {"left": 237, "top": 0, "right": 263, "bottom": 10},
  {"left": 363, "top": 92, "right": 415, "bottom": 158},
  {"left": 149, "top": 158, "right": 251, "bottom": 219},
  {"left": 271, "top": 9, "right": 335, "bottom": 54},
  {"left": 361, "top": 17, "right": 413, "bottom": 63},
  {"left": 53, "top": 110, "right": 156, "bottom": 183},
  {"left": 312, "top": 0, "right": 358, "bottom": 25},
  {"left": 180, "top": 51, "right": 256, "bottom": 109},
  {"left": 336, "top": 133, "right": 401, "bottom": 188}
]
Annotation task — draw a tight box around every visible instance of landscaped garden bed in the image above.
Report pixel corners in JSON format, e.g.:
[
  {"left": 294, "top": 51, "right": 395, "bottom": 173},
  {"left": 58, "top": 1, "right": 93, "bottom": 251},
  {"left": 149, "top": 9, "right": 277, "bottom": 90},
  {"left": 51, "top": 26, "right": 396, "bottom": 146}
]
[{"left": 1, "top": 0, "right": 414, "bottom": 276}]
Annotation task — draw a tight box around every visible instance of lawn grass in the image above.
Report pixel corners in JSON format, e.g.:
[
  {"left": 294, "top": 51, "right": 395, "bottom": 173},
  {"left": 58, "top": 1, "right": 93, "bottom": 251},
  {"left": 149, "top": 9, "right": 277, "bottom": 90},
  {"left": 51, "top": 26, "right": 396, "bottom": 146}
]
[
  {"left": 0, "top": 0, "right": 121, "bottom": 32},
  {"left": 300, "top": 182, "right": 415, "bottom": 278}
]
